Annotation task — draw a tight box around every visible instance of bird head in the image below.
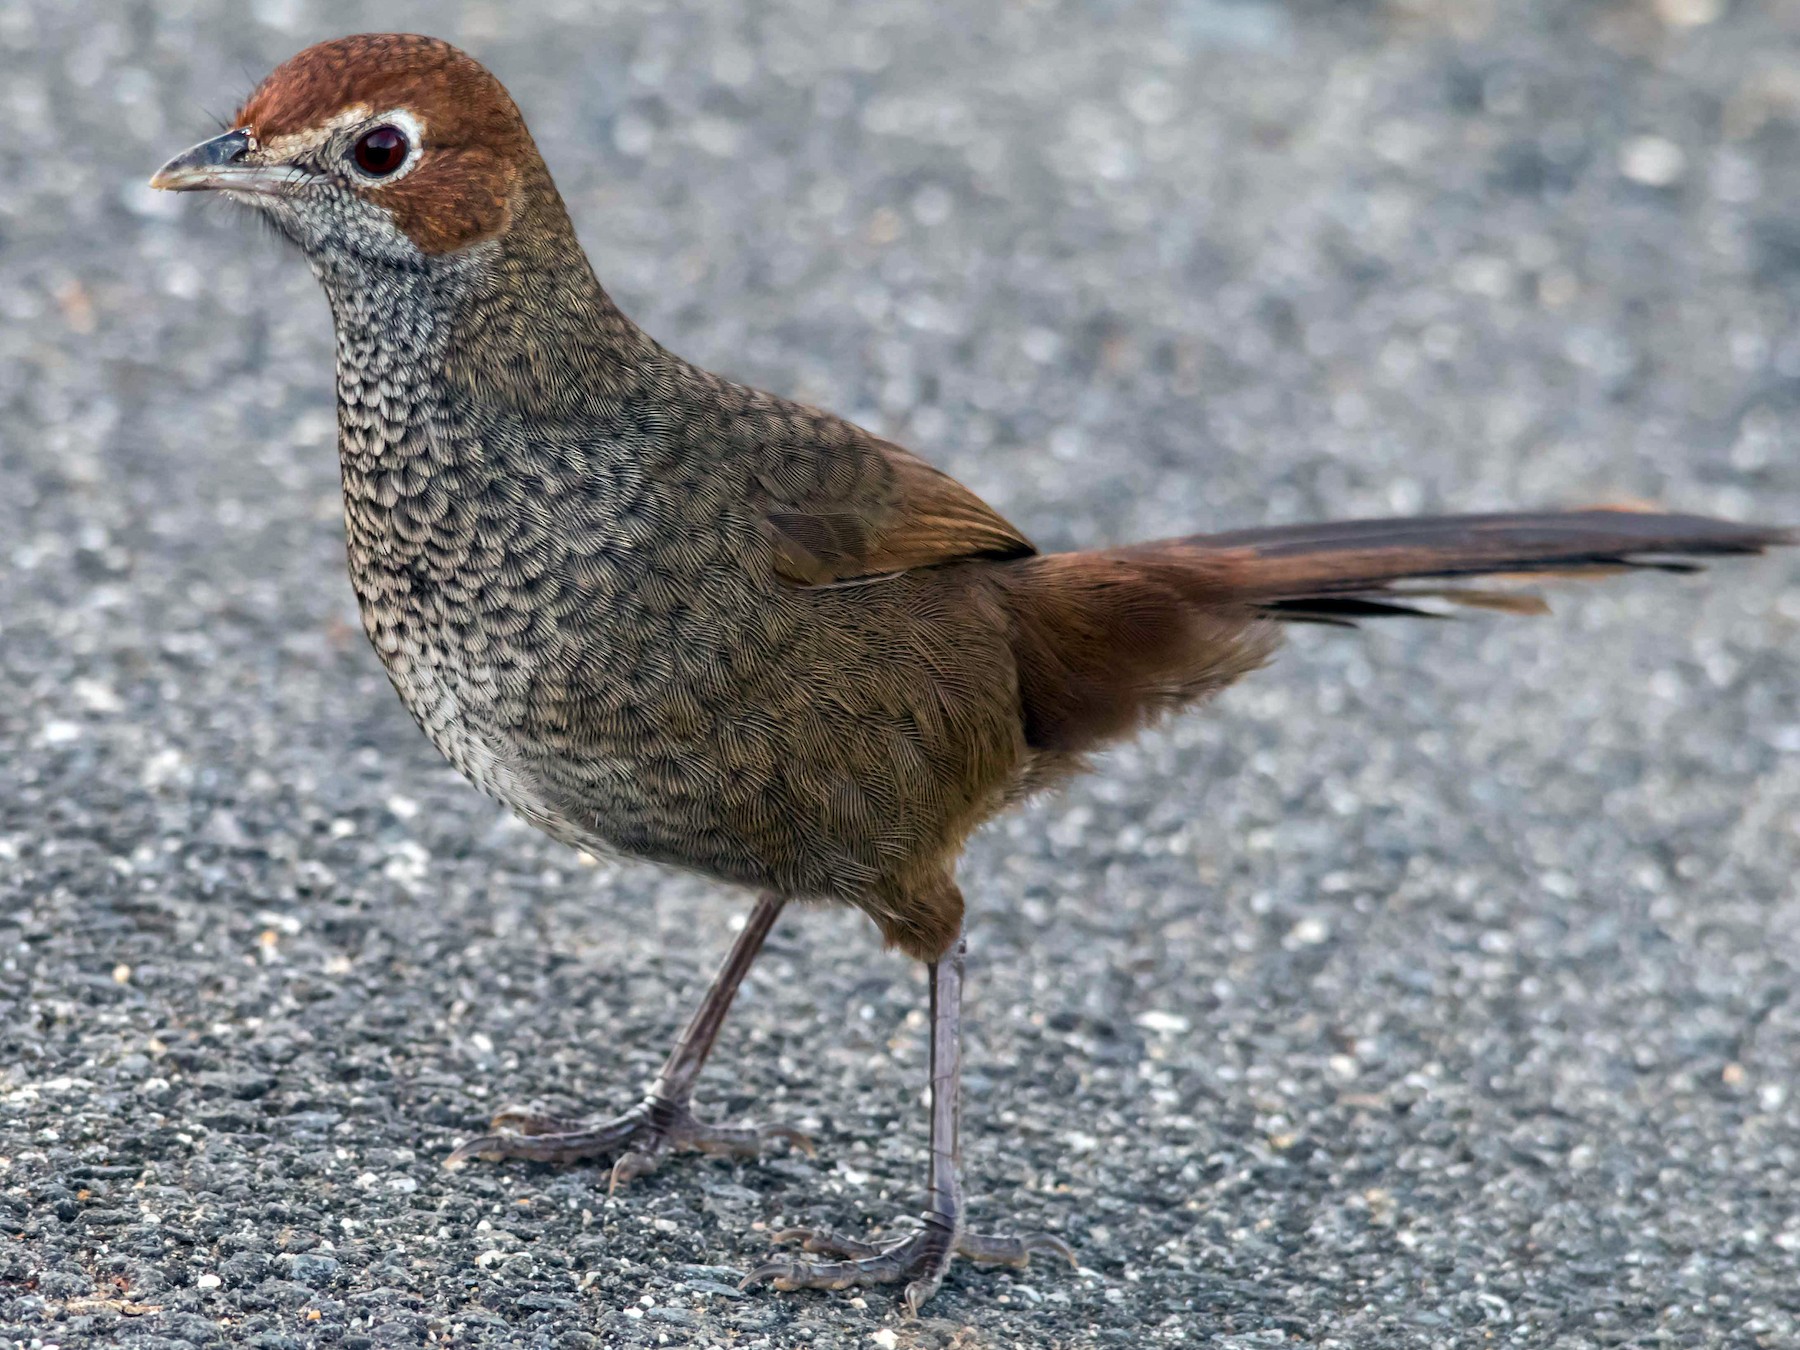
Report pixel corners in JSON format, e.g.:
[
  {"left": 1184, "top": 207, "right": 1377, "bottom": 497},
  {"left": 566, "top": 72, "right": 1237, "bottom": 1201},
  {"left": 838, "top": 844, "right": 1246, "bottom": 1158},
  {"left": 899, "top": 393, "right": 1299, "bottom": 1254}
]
[{"left": 151, "top": 34, "right": 544, "bottom": 267}]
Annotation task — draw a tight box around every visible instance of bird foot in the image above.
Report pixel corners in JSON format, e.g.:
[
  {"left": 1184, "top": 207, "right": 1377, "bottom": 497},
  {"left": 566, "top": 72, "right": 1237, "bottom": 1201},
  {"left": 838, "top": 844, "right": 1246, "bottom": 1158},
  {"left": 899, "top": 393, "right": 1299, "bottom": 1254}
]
[
  {"left": 742, "top": 1221, "right": 1075, "bottom": 1314},
  {"left": 445, "top": 1095, "right": 812, "bottom": 1192}
]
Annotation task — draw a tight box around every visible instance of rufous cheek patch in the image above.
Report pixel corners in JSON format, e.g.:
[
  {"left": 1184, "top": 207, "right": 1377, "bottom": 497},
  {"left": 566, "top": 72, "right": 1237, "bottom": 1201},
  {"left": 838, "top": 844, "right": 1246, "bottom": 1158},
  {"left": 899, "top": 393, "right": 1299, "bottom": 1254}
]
[{"left": 374, "top": 148, "right": 518, "bottom": 254}]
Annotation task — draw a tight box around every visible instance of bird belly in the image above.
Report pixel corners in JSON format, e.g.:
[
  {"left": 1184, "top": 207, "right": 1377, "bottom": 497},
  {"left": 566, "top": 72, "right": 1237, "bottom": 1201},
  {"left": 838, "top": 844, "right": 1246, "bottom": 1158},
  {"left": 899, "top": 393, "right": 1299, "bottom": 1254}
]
[{"left": 367, "top": 617, "right": 607, "bottom": 851}]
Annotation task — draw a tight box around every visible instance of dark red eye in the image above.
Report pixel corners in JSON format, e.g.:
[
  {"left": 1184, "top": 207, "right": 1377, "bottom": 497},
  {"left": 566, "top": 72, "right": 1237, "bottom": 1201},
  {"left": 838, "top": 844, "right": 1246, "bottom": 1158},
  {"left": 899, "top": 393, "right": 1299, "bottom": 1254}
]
[{"left": 353, "top": 125, "right": 409, "bottom": 176}]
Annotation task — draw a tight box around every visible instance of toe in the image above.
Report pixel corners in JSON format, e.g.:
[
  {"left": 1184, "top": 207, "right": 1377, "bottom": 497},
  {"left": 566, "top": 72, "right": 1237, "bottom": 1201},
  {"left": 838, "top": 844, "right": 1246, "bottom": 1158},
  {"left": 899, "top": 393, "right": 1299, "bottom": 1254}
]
[
  {"left": 738, "top": 1225, "right": 955, "bottom": 1305},
  {"left": 955, "top": 1229, "right": 1077, "bottom": 1268},
  {"left": 740, "top": 1258, "right": 848, "bottom": 1293},
  {"left": 487, "top": 1106, "right": 587, "bottom": 1136},
  {"left": 608, "top": 1146, "right": 666, "bottom": 1194},
  {"left": 762, "top": 1122, "right": 816, "bottom": 1156},
  {"left": 668, "top": 1114, "right": 813, "bottom": 1161},
  {"left": 446, "top": 1104, "right": 655, "bottom": 1167},
  {"left": 443, "top": 1132, "right": 507, "bottom": 1166},
  {"left": 770, "top": 1227, "right": 884, "bottom": 1260},
  {"left": 739, "top": 1248, "right": 909, "bottom": 1294}
]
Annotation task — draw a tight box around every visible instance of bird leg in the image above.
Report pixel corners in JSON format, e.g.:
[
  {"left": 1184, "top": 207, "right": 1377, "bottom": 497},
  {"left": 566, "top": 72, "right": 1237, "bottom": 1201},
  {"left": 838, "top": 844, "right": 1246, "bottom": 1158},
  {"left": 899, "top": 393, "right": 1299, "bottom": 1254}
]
[
  {"left": 447, "top": 891, "right": 810, "bottom": 1191},
  {"left": 741, "top": 931, "right": 1073, "bottom": 1313}
]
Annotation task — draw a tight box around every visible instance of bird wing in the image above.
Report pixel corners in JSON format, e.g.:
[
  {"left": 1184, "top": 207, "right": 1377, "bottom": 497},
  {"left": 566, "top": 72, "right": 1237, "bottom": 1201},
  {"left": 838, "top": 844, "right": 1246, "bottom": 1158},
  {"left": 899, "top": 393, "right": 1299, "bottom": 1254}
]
[{"left": 751, "top": 426, "right": 1035, "bottom": 586}]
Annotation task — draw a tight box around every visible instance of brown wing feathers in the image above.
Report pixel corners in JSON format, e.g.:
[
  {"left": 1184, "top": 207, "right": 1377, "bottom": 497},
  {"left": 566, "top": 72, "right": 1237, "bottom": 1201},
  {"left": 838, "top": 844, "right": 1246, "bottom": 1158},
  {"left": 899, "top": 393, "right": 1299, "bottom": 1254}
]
[{"left": 762, "top": 438, "right": 1034, "bottom": 586}]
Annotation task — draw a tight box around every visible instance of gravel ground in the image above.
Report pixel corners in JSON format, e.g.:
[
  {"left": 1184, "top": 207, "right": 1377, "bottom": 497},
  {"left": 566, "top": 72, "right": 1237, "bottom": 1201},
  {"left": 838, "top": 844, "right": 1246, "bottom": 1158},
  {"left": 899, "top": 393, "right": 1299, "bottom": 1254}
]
[{"left": 4, "top": 0, "right": 1800, "bottom": 1346}]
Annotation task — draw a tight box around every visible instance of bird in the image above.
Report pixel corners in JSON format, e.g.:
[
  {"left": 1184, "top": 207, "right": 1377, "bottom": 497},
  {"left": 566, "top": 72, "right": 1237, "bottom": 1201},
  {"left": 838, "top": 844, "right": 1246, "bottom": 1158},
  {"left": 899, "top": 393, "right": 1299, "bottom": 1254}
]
[{"left": 151, "top": 33, "right": 1791, "bottom": 1314}]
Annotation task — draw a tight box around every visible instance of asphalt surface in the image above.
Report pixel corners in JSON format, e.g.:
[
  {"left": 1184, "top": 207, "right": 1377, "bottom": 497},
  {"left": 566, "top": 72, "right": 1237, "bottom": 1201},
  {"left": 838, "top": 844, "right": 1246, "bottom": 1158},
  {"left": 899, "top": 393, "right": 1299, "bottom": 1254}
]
[{"left": 3, "top": 0, "right": 1799, "bottom": 1346}]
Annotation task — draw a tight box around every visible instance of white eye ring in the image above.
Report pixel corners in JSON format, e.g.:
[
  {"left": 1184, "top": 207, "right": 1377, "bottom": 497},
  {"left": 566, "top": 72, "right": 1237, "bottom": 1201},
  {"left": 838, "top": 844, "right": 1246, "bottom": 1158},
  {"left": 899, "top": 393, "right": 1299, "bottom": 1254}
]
[{"left": 348, "top": 108, "right": 424, "bottom": 182}]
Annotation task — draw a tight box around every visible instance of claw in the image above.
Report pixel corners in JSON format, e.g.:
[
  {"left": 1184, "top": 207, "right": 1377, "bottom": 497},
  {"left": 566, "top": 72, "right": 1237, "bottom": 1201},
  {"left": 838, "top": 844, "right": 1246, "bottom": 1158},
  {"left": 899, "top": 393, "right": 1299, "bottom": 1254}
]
[
  {"left": 764, "top": 1123, "right": 817, "bottom": 1158},
  {"left": 903, "top": 1276, "right": 937, "bottom": 1318},
  {"left": 741, "top": 1259, "right": 804, "bottom": 1293}
]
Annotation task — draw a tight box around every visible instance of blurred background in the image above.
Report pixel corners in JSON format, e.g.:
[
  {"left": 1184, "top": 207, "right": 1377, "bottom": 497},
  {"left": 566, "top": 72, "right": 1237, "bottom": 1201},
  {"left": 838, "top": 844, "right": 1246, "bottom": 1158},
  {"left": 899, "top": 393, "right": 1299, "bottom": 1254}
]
[{"left": 2, "top": 0, "right": 1798, "bottom": 1346}]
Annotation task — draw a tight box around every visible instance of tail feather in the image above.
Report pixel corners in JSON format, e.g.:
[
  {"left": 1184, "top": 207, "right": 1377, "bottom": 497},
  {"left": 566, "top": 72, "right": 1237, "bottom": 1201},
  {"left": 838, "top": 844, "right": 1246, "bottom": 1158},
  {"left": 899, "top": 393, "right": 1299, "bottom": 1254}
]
[
  {"left": 1148, "top": 509, "right": 1791, "bottom": 620},
  {"left": 997, "top": 509, "right": 1791, "bottom": 755}
]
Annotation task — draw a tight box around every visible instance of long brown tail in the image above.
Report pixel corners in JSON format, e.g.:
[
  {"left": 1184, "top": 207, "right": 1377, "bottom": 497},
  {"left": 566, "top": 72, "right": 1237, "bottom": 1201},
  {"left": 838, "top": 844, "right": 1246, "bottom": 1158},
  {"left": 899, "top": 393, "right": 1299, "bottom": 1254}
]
[
  {"left": 996, "top": 509, "right": 1792, "bottom": 755},
  {"left": 1139, "top": 508, "right": 1794, "bottom": 623}
]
